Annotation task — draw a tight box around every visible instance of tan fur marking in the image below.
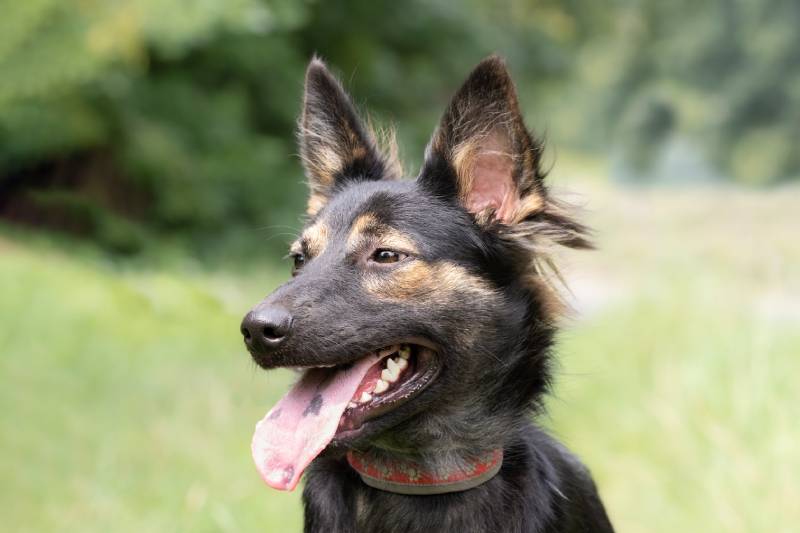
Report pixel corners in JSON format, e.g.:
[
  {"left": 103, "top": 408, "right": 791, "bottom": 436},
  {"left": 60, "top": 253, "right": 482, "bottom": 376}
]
[
  {"left": 348, "top": 213, "right": 379, "bottom": 242},
  {"left": 450, "top": 129, "right": 533, "bottom": 224},
  {"left": 375, "top": 123, "right": 403, "bottom": 178},
  {"left": 379, "top": 230, "right": 420, "bottom": 254},
  {"left": 302, "top": 132, "right": 400, "bottom": 216},
  {"left": 510, "top": 193, "right": 545, "bottom": 223},
  {"left": 306, "top": 193, "right": 328, "bottom": 217},
  {"left": 346, "top": 213, "right": 379, "bottom": 250},
  {"left": 524, "top": 273, "right": 567, "bottom": 322},
  {"left": 351, "top": 144, "right": 368, "bottom": 161},
  {"left": 310, "top": 146, "right": 341, "bottom": 186},
  {"left": 302, "top": 222, "right": 330, "bottom": 257},
  {"left": 451, "top": 139, "right": 478, "bottom": 198},
  {"left": 364, "top": 260, "right": 494, "bottom": 301},
  {"left": 347, "top": 214, "right": 419, "bottom": 254}
]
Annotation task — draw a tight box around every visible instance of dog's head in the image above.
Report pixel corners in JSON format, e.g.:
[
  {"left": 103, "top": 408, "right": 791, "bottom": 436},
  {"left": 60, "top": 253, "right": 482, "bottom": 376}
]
[{"left": 243, "top": 56, "right": 590, "bottom": 491}]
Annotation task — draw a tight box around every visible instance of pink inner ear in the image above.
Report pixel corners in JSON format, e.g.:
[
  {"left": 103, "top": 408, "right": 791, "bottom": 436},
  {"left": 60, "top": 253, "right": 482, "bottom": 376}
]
[{"left": 464, "top": 142, "right": 520, "bottom": 223}]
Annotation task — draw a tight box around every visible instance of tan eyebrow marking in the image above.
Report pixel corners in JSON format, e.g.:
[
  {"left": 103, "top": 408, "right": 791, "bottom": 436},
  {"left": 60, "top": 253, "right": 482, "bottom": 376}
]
[
  {"left": 347, "top": 213, "right": 419, "bottom": 254},
  {"left": 301, "top": 221, "right": 330, "bottom": 257},
  {"left": 363, "top": 260, "right": 495, "bottom": 301},
  {"left": 347, "top": 213, "right": 380, "bottom": 248},
  {"left": 378, "top": 230, "right": 419, "bottom": 254}
]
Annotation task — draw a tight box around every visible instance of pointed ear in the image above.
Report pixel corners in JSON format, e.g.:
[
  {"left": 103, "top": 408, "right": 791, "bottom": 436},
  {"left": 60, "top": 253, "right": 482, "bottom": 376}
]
[
  {"left": 299, "top": 58, "right": 398, "bottom": 216},
  {"left": 418, "top": 56, "right": 547, "bottom": 226}
]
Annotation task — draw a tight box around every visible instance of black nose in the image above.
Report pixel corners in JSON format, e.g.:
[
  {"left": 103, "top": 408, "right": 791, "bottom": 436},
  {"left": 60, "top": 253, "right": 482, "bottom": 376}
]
[{"left": 240, "top": 305, "right": 293, "bottom": 354}]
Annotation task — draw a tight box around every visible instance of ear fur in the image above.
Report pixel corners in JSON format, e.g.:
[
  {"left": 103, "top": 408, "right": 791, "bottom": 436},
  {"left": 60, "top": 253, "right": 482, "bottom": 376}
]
[
  {"left": 418, "top": 55, "right": 592, "bottom": 247},
  {"left": 299, "top": 58, "right": 400, "bottom": 216},
  {"left": 418, "top": 56, "right": 592, "bottom": 315},
  {"left": 418, "top": 55, "right": 548, "bottom": 225}
]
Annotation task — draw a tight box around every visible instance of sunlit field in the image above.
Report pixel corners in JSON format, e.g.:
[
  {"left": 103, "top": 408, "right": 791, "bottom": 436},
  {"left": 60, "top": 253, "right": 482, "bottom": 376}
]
[{"left": 2, "top": 178, "right": 798, "bottom": 533}]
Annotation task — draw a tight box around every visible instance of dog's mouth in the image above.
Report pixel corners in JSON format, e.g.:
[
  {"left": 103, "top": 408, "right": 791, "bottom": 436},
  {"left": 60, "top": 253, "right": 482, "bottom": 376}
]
[
  {"left": 251, "top": 343, "right": 439, "bottom": 491},
  {"left": 336, "top": 344, "right": 438, "bottom": 435}
]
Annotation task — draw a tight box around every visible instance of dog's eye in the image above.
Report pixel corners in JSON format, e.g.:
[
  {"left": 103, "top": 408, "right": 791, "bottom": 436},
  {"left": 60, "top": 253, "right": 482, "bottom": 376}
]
[
  {"left": 291, "top": 252, "right": 306, "bottom": 275},
  {"left": 370, "top": 249, "right": 406, "bottom": 264}
]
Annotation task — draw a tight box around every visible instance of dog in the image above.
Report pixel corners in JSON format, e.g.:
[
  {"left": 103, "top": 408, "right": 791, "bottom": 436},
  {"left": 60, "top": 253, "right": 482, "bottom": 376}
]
[{"left": 241, "top": 55, "right": 614, "bottom": 532}]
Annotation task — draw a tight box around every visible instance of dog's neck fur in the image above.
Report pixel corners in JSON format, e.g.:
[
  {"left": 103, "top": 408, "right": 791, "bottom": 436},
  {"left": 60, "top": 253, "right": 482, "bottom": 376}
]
[
  {"left": 356, "top": 410, "right": 528, "bottom": 491},
  {"left": 356, "top": 336, "right": 547, "bottom": 491}
]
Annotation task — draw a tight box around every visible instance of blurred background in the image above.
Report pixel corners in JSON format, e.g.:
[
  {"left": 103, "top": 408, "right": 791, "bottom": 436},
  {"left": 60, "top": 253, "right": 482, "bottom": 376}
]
[{"left": 1, "top": 0, "right": 798, "bottom": 531}]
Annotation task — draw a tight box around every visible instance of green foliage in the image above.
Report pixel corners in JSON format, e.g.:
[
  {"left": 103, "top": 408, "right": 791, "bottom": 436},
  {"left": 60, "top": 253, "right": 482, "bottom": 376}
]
[
  {"left": 0, "top": 0, "right": 796, "bottom": 256},
  {"left": 0, "top": 0, "right": 309, "bottom": 258},
  {"left": 592, "top": 0, "right": 800, "bottom": 184}
]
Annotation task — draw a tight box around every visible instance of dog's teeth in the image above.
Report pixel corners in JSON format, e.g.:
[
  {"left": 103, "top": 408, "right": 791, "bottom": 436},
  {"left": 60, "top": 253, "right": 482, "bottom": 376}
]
[
  {"left": 395, "top": 357, "right": 408, "bottom": 371},
  {"left": 374, "top": 379, "right": 389, "bottom": 394},
  {"left": 379, "top": 345, "right": 399, "bottom": 357},
  {"left": 386, "top": 358, "right": 400, "bottom": 373},
  {"left": 381, "top": 367, "right": 398, "bottom": 383},
  {"left": 360, "top": 392, "right": 372, "bottom": 403},
  {"left": 348, "top": 401, "right": 357, "bottom": 409},
  {"left": 399, "top": 345, "right": 411, "bottom": 359}
]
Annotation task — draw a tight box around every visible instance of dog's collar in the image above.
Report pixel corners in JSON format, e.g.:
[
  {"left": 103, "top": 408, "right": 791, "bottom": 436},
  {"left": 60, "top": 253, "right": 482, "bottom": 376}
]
[{"left": 346, "top": 448, "right": 503, "bottom": 495}]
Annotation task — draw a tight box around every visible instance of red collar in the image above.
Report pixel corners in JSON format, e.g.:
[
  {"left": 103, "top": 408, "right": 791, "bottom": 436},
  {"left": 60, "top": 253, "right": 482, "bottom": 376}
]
[{"left": 346, "top": 448, "right": 503, "bottom": 495}]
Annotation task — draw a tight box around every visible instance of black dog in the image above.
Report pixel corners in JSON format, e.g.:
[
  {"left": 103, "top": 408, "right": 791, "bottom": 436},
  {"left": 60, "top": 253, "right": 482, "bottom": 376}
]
[{"left": 241, "top": 55, "right": 614, "bottom": 532}]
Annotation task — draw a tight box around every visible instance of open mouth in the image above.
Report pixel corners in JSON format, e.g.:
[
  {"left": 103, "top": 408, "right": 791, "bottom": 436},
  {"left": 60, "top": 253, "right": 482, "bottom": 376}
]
[
  {"left": 336, "top": 344, "right": 437, "bottom": 435},
  {"left": 251, "top": 343, "right": 439, "bottom": 491}
]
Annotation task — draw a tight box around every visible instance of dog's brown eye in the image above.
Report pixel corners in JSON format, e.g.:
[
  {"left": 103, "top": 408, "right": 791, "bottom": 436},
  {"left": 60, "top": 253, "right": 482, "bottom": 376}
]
[
  {"left": 291, "top": 252, "right": 306, "bottom": 275},
  {"left": 371, "top": 249, "right": 405, "bottom": 264}
]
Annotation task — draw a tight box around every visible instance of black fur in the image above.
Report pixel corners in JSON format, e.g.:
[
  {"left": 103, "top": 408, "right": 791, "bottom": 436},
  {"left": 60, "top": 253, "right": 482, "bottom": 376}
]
[{"left": 243, "top": 56, "right": 614, "bottom": 532}]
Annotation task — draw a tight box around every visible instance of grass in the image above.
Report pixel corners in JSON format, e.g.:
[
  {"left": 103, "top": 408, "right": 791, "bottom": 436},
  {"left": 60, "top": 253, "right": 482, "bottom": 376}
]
[
  {"left": 0, "top": 234, "right": 303, "bottom": 532},
  {"left": 2, "top": 182, "right": 799, "bottom": 532}
]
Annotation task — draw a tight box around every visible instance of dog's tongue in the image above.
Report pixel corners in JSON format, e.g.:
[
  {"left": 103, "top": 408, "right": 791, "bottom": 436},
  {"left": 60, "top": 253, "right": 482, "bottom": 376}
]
[{"left": 251, "top": 354, "right": 379, "bottom": 491}]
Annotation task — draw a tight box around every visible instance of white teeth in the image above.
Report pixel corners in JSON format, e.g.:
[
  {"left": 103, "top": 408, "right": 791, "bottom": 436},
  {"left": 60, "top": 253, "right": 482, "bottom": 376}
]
[
  {"left": 360, "top": 392, "right": 372, "bottom": 403},
  {"left": 381, "top": 367, "right": 398, "bottom": 383},
  {"left": 396, "top": 357, "right": 408, "bottom": 370},
  {"left": 386, "top": 358, "right": 400, "bottom": 373},
  {"left": 348, "top": 401, "right": 357, "bottom": 409},
  {"left": 399, "top": 345, "right": 411, "bottom": 359},
  {"left": 373, "top": 379, "right": 389, "bottom": 394}
]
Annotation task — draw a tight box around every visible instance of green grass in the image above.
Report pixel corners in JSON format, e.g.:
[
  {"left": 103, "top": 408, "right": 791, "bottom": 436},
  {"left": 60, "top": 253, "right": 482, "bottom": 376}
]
[
  {"left": 2, "top": 183, "right": 799, "bottom": 532},
  {"left": 0, "top": 234, "right": 303, "bottom": 532},
  {"left": 551, "top": 277, "right": 800, "bottom": 532}
]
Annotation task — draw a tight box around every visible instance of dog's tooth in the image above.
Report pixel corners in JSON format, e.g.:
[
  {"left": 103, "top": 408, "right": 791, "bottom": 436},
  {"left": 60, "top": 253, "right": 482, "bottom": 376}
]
[
  {"left": 373, "top": 379, "right": 389, "bottom": 394},
  {"left": 348, "top": 401, "right": 357, "bottom": 409},
  {"left": 379, "top": 345, "right": 399, "bottom": 357},
  {"left": 387, "top": 358, "right": 400, "bottom": 373},
  {"left": 399, "top": 345, "right": 411, "bottom": 359},
  {"left": 381, "top": 367, "right": 398, "bottom": 383},
  {"left": 395, "top": 357, "right": 408, "bottom": 371},
  {"left": 360, "top": 392, "right": 372, "bottom": 403}
]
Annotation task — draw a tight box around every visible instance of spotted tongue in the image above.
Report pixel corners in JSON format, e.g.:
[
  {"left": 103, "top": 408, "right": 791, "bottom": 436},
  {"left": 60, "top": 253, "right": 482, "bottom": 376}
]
[{"left": 251, "top": 353, "right": 380, "bottom": 491}]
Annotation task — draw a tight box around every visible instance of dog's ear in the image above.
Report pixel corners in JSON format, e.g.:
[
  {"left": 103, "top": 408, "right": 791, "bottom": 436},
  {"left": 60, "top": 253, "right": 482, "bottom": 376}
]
[
  {"left": 299, "top": 58, "right": 398, "bottom": 216},
  {"left": 418, "top": 56, "right": 591, "bottom": 250},
  {"left": 418, "top": 56, "right": 548, "bottom": 225}
]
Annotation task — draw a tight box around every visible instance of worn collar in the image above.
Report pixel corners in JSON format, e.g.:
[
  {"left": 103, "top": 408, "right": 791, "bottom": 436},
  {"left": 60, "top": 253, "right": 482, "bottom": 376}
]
[{"left": 346, "top": 448, "right": 503, "bottom": 495}]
